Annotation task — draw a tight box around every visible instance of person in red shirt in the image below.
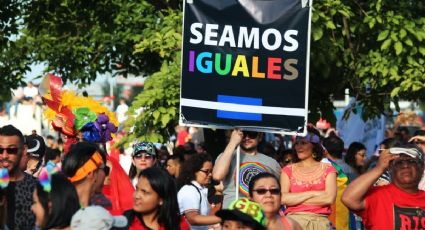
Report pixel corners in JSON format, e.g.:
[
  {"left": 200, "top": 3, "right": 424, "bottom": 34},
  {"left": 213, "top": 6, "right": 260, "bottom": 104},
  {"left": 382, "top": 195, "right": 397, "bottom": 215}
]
[
  {"left": 342, "top": 145, "right": 425, "bottom": 230},
  {"left": 123, "top": 167, "right": 189, "bottom": 230}
]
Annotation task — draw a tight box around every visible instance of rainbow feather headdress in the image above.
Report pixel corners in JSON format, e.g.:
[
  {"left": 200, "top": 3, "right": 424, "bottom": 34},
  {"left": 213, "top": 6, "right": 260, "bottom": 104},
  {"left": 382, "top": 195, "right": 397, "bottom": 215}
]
[{"left": 40, "top": 74, "right": 118, "bottom": 152}]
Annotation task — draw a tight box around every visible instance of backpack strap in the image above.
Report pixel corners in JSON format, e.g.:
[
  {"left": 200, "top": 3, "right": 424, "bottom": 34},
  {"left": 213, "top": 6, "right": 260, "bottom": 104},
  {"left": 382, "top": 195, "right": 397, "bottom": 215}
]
[{"left": 189, "top": 182, "right": 202, "bottom": 209}]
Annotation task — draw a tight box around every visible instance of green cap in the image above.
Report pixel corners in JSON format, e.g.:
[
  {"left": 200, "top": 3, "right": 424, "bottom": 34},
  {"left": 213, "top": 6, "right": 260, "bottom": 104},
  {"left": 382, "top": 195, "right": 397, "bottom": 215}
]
[{"left": 216, "top": 198, "right": 266, "bottom": 229}]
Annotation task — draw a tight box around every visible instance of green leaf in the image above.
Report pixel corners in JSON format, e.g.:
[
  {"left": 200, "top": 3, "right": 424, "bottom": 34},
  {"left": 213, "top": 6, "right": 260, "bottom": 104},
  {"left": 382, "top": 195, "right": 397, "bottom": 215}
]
[
  {"left": 161, "top": 114, "right": 170, "bottom": 127},
  {"left": 369, "top": 20, "right": 376, "bottom": 29},
  {"left": 399, "top": 29, "right": 407, "bottom": 39},
  {"left": 419, "top": 47, "right": 425, "bottom": 56},
  {"left": 338, "top": 10, "right": 350, "bottom": 18},
  {"left": 391, "top": 87, "right": 400, "bottom": 98},
  {"left": 404, "top": 39, "right": 413, "bottom": 46},
  {"left": 313, "top": 28, "right": 323, "bottom": 41},
  {"left": 377, "top": 30, "right": 389, "bottom": 41},
  {"left": 153, "top": 110, "right": 160, "bottom": 120},
  {"left": 394, "top": 42, "right": 403, "bottom": 55},
  {"left": 326, "top": 21, "right": 336, "bottom": 30},
  {"left": 381, "top": 39, "right": 392, "bottom": 50},
  {"left": 390, "top": 32, "right": 398, "bottom": 41}
]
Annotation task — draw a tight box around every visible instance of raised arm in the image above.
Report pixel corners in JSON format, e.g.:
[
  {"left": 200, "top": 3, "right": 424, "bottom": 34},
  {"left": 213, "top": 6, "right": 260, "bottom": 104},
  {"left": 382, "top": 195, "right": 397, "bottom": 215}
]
[
  {"left": 212, "top": 129, "right": 242, "bottom": 181},
  {"left": 341, "top": 150, "right": 398, "bottom": 211}
]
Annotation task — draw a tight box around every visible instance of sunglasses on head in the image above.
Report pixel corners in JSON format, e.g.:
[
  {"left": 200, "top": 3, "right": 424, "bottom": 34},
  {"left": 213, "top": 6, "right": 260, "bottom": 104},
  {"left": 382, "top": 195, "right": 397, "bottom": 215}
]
[
  {"left": 0, "top": 147, "right": 19, "bottom": 155},
  {"left": 133, "top": 152, "right": 154, "bottom": 160},
  {"left": 253, "top": 188, "right": 280, "bottom": 195},
  {"left": 243, "top": 131, "right": 259, "bottom": 139}
]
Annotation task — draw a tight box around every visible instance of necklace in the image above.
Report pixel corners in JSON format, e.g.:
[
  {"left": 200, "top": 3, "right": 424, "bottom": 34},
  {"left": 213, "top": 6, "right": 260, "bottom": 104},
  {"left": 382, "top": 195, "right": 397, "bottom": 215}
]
[{"left": 292, "top": 163, "right": 325, "bottom": 182}]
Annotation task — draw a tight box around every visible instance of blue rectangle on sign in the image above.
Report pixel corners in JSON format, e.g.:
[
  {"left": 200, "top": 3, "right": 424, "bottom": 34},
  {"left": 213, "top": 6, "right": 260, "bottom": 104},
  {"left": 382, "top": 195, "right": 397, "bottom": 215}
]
[{"left": 217, "top": 95, "right": 262, "bottom": 121}]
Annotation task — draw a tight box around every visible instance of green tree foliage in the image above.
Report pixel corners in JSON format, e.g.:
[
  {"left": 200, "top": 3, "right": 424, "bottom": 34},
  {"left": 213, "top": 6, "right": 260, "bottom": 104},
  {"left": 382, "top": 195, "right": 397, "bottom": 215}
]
[
  {"left": 1, "top": 0, "right": 424, "bottom": 143},
  {"left": 0, "top": 0, "right": 31, "bottom": 101},
  {"left": 310, "top": 0, "right": 425, "bottom": 121},
  {"left": 122, "top": 9, "right": 182, "bottom": 143}
]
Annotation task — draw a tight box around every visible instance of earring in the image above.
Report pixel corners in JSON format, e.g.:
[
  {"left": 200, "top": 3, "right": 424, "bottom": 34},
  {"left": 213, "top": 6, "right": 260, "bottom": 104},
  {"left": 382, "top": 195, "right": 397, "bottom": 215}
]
[{"left": 312, "top": 152, "right": 317, "bottom": 159}]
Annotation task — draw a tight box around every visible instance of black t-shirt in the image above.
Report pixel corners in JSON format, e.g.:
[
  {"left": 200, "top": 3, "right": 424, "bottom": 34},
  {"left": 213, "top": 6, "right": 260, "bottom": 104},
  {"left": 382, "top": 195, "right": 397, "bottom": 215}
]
[{"left": 6, "top": 173, "right": 37, "bottom": 230}]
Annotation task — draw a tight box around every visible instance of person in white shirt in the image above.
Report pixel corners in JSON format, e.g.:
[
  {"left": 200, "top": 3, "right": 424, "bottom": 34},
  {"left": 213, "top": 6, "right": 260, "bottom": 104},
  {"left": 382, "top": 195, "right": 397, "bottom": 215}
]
[
  {"left": 177, "top": 153, "right": 221, "bottom": 230},
  {"left": 116, "top": 98, "right": 129, "bottom": 124},
  {"left": 23, "top": 81, "right": 39, "bottom": 101}
]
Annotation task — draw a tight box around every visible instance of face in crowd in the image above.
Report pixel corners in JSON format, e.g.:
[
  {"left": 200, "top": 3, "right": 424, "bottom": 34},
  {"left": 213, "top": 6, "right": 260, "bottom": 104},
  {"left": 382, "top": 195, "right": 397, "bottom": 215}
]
[
  {"left": 195, "top": 161, "right": 213, "bottom": 186},
  {"left": 354, "top": 148, "right": 366, "bottom": 167},
  {"left": 133, "top": 175, "right": 162, "bottom": 215},
  {"left": 0, "top": 130, "right": 26, "bottom": 175},
  {"left": 165, "top": 158, "right": 180, "bottom": 178},
  {"left": 390, "top": 153, "right": 424, "bottom": 189},
  {"left": 133, "top": 151, "right": 155, "bottom": 171},
  {"left": 249, "top": 173, "right": 281, "bottom": 216},
  {"left": 132, "top": 142, "right": 157, "bottom": 172},
  {"left": 294, "top": 138, "right": 314, "bottom": 161},
  {"left": 240, "top": 131, "right": 261, "bottom": 153}
]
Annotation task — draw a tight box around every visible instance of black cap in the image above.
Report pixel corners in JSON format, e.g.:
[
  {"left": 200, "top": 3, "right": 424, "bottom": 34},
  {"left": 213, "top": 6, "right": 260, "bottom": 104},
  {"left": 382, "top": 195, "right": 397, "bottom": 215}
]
[{"left": 25, "top": 135, "right": 46, "bottom": 159}]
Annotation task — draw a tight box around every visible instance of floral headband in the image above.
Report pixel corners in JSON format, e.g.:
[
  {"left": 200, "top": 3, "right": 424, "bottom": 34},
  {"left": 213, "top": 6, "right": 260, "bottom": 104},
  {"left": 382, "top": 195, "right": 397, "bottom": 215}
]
[{"left": 38, "top": 161, "right": 61, "bottom": 192}]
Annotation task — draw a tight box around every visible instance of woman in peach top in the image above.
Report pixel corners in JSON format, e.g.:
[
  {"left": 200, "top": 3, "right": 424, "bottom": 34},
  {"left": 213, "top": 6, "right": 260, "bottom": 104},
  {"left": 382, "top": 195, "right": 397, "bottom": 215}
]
[{"left": 280, "top": 126, "right": 337, "bottom": 229}]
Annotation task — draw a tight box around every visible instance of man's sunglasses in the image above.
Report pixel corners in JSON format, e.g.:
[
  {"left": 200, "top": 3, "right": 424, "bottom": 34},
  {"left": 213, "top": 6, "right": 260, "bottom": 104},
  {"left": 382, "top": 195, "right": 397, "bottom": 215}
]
[
  {"left": 0, "top": 147, "right": 19, "bottom": 155},
  {"left": 391, "top": 159, "right": 421, "bottom": 168},
  {"left": 252, "top": 188, "right": 280, "bottom": 195},
  {"left": 414, "top": 141, "right": 425, "bottom": 145},
  {"left": 243, "top": 131, "right": 259, "bottom": 139}
]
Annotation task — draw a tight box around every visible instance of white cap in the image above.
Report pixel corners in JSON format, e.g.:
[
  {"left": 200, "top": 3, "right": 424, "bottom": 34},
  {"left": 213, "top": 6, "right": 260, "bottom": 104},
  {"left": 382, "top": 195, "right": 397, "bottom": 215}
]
[
  {"left": 71, "top": 206, "right": 127, "bottom": 230},
  {"left": 389, "top": 147, "right": 424, "bottom": 162}
]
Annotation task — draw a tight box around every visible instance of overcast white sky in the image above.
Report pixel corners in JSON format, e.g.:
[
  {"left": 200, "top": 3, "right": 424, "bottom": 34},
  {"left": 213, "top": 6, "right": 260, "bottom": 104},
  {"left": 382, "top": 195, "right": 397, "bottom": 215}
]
[{"left": 24, "top": 63, "right": 45, "bottom": 84}]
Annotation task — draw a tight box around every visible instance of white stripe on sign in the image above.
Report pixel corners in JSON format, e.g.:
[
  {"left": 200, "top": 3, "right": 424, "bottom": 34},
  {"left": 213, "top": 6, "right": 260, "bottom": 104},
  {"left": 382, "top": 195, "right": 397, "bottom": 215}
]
[{"left": 180, "top": 98, "right": 306, "bottom": 117}]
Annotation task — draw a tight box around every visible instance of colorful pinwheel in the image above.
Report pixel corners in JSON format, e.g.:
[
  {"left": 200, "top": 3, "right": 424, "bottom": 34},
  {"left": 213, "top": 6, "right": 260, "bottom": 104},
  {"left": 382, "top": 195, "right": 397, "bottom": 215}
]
[{"left": 0, "top": 168, "right": 9, "bottom": 189}]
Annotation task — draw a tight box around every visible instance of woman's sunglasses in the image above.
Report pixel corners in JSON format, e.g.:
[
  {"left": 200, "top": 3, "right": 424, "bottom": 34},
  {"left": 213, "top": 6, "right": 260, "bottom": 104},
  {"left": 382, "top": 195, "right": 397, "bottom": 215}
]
[
  {"left": 252, "top": 188, "right": 280, "bottom": 195},
  {"left": 133, "top": 152, "right": 154, "bottom": 160}
]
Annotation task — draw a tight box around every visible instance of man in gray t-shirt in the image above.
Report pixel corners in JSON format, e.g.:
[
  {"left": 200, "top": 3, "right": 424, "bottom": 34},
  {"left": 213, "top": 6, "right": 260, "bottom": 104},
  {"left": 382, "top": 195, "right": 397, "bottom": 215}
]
[{"left": 212, "top": 129, "right": 281, "bottom": 208}]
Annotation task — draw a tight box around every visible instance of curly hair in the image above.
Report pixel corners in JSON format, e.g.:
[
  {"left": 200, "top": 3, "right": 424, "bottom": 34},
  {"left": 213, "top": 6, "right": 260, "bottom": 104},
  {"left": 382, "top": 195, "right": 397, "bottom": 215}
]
[{"left": 177, "top": 153, "right": 212, "bottom": 189}]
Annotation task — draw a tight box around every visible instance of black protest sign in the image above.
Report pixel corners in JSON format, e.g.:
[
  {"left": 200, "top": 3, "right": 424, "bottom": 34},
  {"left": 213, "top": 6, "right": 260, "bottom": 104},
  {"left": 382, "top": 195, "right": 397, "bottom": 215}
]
[{"left": 180, "top": 0, "right": 312, "bottom": 134}]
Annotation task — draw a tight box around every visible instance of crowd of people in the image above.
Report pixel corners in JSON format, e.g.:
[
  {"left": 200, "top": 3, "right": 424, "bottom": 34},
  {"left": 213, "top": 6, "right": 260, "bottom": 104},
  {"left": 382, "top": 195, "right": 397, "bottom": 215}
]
[{"left": 1, "top": 121, "right": 425, "bottom": 230}]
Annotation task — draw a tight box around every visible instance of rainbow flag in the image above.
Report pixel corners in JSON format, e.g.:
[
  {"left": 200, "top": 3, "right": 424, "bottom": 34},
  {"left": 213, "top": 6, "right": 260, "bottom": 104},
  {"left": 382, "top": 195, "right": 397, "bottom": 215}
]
[{"left": 328, "top": 161, "right": 356, "bottom": 230}]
